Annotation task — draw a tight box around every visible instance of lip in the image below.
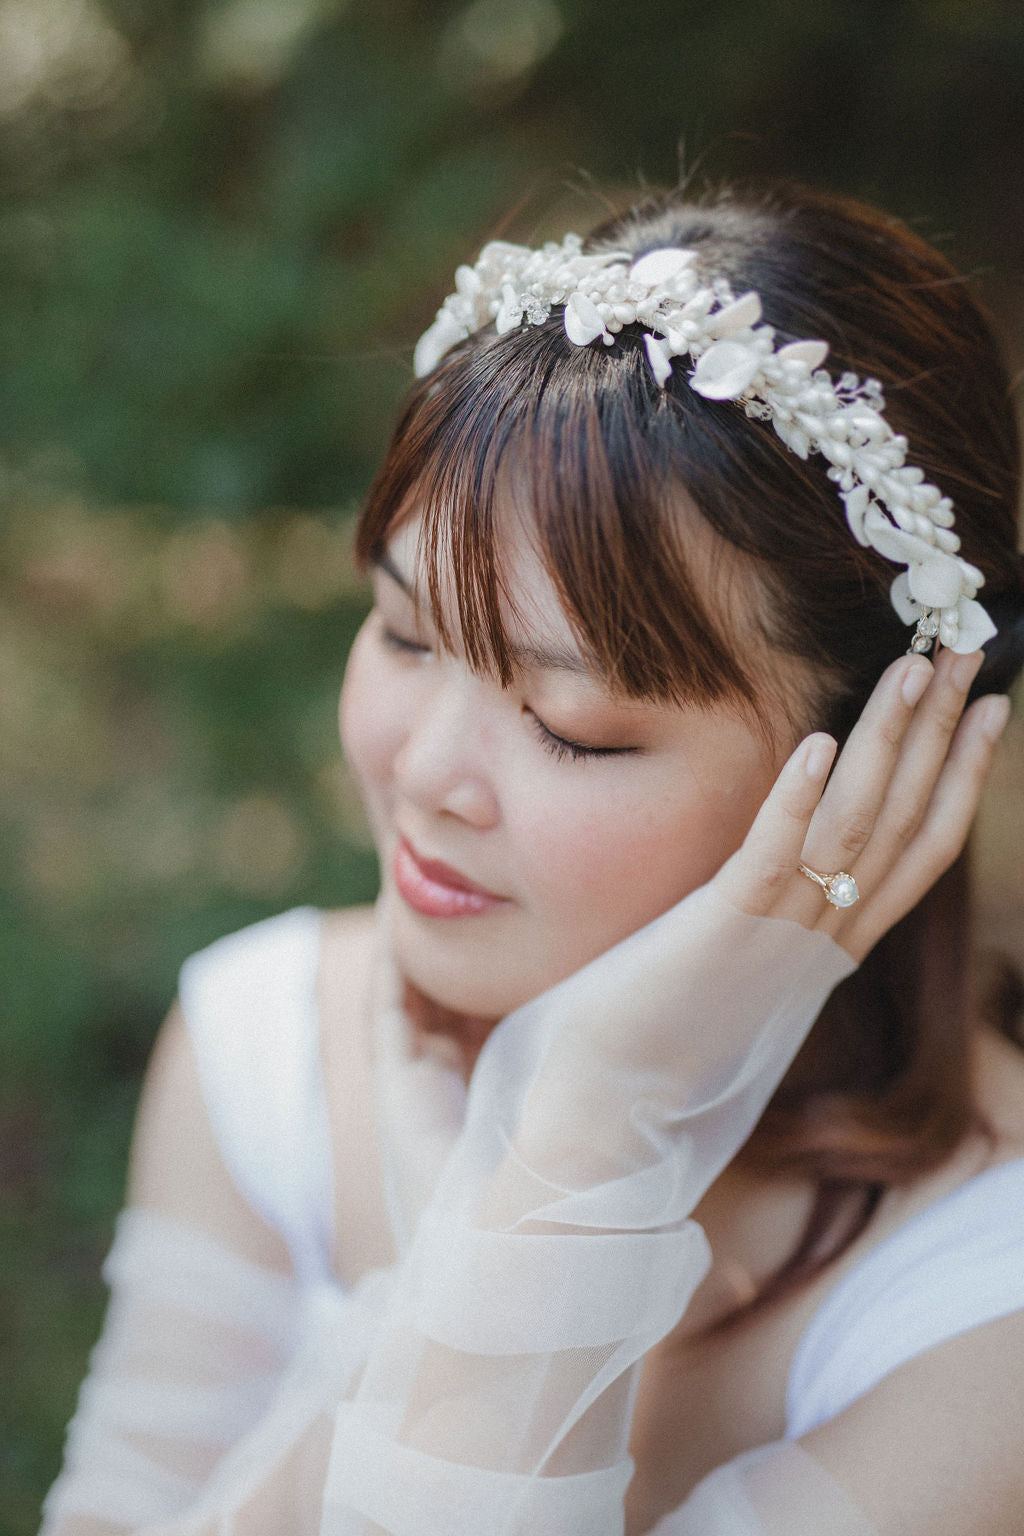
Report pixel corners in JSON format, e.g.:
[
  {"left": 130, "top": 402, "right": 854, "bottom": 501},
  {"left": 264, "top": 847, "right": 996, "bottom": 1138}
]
[{"left": 393, "top": 837, "right": 508, "bottom": 918}]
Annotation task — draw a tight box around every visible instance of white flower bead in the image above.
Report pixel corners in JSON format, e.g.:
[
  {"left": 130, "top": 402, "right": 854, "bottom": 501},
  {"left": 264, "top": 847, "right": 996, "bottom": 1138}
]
[
  {"left": 939, "top": 610, "right": 961, "bottom": 648},
  {"left": 644, "top": 333, "right": 674, "bottom": 388},
  {"left": 564, "top": 292, "right": 609, "bottom": 346},
  {"left": 775, "top": 419, "right": 812, "bottom": 458},
  {"left": 706, "top": 291, "right": 763, "bottom": 338},
  {"left": 495, "top": 285, "right": 523, "bottom": 334},
  {"left": 952, "top": 596, "right": 997, "bottom": 652},
  {"left": 413, "top": 310, "right": 469, "bottom": 376},
  {"left": 907, "top": 548, "right": 966, "bottom": 609},
  {"left": 777, "top": 339, "right": 830, "bottom": 370},
  {"left": 690, "top": 339, "right": 764, "bottom": 400},
  {"left": 890, "top": 571, "right": 925, "bottom": 624},
  {"left": 890, "top": 505, "right": 919, "bottom": 534},
  {"left": 629, "top": 247, "right": 697, "bottom": 287},
  {"left": 842, "top": 484, "right": 872, "bottom": 546}
]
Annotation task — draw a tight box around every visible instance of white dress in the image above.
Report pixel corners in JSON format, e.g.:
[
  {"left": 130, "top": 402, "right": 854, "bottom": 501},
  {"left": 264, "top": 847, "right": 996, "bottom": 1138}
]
[{"left": 41, "top": 904, "right": 1024, "bottom": 1535}]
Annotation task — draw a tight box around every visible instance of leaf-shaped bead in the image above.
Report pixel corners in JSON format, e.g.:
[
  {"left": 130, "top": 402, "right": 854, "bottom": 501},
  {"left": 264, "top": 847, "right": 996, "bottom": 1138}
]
[
  {"left": 690, "top": 340, "right": 764, "bottom": 400},
  {"left": 629, "top": 248, "right": 697, "bottom": 287},
  {"left": 564, "top": 292, "right": 609, "bottom": 346}
]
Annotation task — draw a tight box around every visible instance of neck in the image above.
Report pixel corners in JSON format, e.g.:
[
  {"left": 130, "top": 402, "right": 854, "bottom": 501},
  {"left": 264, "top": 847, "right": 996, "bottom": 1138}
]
[{"left": 401, "top": 979, "right": 498, "bottom": 1083}]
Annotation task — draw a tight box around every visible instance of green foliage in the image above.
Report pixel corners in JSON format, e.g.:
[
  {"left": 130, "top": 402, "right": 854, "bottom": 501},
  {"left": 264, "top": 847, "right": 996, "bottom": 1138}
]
[
  {"left": 0, "top": 504, "right": 378, "bottom": 1519},
  {"left": 2, "top": 0, "right": 1023, "bottom": 1526}
]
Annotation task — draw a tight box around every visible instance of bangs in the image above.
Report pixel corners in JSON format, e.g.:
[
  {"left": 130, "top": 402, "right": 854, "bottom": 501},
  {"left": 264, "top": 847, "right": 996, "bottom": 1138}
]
[{"left": 356, "top": 320, "right": 777, "bottom": 721}]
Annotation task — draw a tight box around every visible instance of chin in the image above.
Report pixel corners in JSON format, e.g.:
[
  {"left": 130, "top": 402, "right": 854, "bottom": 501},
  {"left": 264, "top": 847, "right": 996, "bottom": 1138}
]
[{"left": 387, "top": 897, "right": 544, "bottom": 1021}]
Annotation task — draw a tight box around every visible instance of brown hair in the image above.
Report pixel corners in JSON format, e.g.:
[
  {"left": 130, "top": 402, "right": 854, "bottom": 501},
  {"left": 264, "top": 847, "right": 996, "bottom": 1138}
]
[{"left": 356, "top": 180, "right": 1024, "bottom": 1319}]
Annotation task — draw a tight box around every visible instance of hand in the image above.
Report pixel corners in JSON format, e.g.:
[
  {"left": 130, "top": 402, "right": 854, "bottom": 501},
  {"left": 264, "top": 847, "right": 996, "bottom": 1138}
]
[{"left": 716, "top": 647, "right": 1012, "bottom": 962}]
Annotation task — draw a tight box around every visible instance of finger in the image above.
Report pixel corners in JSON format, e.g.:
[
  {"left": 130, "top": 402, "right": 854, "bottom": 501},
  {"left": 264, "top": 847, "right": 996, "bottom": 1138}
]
[
  {"left": 717, "top": 732, "right": 838, "bottom": 917},
  {"left": 855, "top": 692, "right": 1011, "bottom": 940},
  {"left": 799, "top": 653, "right": 934, "bottom": 875},
  {"left": 854, "top": 647, "right": 984, "bottom": 878}
]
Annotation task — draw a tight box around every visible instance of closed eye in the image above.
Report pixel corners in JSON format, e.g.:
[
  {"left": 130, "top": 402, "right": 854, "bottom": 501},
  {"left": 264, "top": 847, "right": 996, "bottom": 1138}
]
[
  {"left": 526, "top": 709, "right": 637, "bottom": 763},
  {"left": 381, "top": 625, "right": 430, "bottom": 656}
]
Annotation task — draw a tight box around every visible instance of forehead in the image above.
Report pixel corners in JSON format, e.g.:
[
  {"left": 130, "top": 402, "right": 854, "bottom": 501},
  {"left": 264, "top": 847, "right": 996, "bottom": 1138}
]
[{"left": 383, "top": 510, "right": 595, "bottom": 674}]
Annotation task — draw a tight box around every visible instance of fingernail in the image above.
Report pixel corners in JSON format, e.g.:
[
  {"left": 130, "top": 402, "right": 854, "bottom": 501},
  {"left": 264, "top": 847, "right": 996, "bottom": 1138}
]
[
  {"left": 805, "top": 735, "right": 836, "bottom": 779},
  {"left": 901, "top": 660, "right": 932, "bottom": 706},
  {"left": 980, "top": 694, "right": 1011, "bottom": 742},
  {"left": 952, "top": 653, "right": 982, "bottom": 692}
]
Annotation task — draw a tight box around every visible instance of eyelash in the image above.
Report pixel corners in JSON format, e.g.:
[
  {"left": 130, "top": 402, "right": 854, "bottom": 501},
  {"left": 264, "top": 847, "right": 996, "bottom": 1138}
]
[
  {"left": 380, "top": 620, "right": 631, "bottom": 763},
  {"left": 527, "top": 711, "right": 633, "bottom": 763},
  {"left": 381, "top": 625, "right": 429, "bottom": 656}
]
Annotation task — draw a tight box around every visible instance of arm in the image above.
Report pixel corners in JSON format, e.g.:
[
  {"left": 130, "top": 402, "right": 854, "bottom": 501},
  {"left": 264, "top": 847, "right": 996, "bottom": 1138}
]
[{"left": 41, "top": 1007, "right": 301, "bottom": 1534}]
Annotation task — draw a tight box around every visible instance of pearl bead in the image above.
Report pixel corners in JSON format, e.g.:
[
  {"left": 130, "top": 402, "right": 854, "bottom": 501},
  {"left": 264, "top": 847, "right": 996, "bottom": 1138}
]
[{"left": 827, "top": 874, "right": 859, "bottom": 908}]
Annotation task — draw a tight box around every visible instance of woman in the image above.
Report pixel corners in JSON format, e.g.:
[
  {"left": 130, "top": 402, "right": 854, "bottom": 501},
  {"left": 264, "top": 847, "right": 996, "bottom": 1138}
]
[{"left": 43, "top": 181, "right": 1024, "bottom": 1534}]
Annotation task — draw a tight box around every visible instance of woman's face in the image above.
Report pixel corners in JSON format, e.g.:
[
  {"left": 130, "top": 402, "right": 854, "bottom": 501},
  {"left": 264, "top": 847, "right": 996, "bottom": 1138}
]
[{"left": 340, "top": 513, "right": 805, "bottom": 1019}]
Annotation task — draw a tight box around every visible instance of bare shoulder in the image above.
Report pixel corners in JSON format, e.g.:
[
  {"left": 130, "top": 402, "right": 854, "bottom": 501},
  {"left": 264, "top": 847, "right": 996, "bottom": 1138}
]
[
  {"left": 804, "top": 1306, "right": 1024, "bottom": 1534},
  {"left": 128, "top": 906, "right": 382, "bottom": 1284},
  {"left": 798, "top": 1028, "right": 1024, "bottom": 1534},
  {"left": 974, "top": 1023, "right": 1024, "bottom": 1159},
  {"left": 128, "top": 1002, "right": 294, "bottom": 1273}
]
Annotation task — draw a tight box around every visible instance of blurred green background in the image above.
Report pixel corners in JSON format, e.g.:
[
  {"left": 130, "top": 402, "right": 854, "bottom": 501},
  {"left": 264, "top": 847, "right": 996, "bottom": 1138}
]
[{"left": 2, "top": 0, "right": 1024, "bottom": 1528}]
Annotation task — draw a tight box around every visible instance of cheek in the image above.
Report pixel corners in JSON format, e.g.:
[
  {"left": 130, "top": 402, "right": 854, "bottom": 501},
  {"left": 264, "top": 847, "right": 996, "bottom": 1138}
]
[
  {"left": 339, "top": 626, "right": 401, "bottom": 807},
  {"left": 511, "top": 748, "right": 775, "bottom": 950}
]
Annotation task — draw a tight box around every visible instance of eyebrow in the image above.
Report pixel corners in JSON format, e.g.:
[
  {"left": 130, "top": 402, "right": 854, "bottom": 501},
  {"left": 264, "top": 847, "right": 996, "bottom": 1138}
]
[{"left": 371, "top": 552, "right": 595, "bottom": 677}]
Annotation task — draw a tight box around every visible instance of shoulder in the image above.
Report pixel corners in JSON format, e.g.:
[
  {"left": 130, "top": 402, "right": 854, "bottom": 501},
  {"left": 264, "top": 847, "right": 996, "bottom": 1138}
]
[
  {"left": 175, "top": 906, "right": 328, "bottom": 1202},
  {"left": 131, "top": 904, "right": 379, "bottom": 1276},
  {"left": 176, "top": 903, "right": 378, "bottom": 1030},
  {"left": 789, "top": 1042, "right": 1024, "bottom": 1533},
  {"left": 176, "top": 903, "right": 376, "bottom": 1095},
  {"left": 177, "top": 904, "right": 325, "bottom": 1017},
  {"left": 802, "top": 1304, "right": 1024, "bottom": 1533},
  {"left": 128, "top": 1000, "right": 295, "bottom": 1271}
]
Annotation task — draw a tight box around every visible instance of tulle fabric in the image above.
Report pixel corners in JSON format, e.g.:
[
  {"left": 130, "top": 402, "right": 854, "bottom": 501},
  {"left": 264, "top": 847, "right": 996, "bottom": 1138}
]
[
  {"left": 40, "top": 1210, "right": 300, "bottom": 1530},
  {"left": 44, "top": 885, "right": 873, "bottom": 1535}
]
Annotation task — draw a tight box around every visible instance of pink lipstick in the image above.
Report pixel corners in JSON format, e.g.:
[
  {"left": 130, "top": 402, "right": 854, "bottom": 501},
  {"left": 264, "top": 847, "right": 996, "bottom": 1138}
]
[{"left": 393, "top": 838, "right": 507, "bottom": 918}]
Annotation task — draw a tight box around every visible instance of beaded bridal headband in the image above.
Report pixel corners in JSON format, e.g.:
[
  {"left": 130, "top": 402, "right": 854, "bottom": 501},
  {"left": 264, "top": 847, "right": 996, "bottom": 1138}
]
[{"left": 414, "top": 234, "right": 996, "bottom": 657}]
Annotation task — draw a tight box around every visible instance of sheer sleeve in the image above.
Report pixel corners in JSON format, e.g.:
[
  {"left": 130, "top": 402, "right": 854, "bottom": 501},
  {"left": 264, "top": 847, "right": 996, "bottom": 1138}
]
[
  {"left": 319, "top": 884, "right": 855, "bottom": 1534},
  {"left": 44, "top": 886, "right": 855, "bottom": 1535},
  {"left": 650, "top": 1442, "right": 880, "bottom": 1535},
  {"left": 40, "top": 1209, "right": 300, "bottom": 1532}
]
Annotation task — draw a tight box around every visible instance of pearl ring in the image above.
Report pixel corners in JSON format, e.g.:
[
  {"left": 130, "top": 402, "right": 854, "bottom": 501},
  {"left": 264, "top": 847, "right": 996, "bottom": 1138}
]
[{"left": 797, "top": 864, "right": 860, "bottom": 908}]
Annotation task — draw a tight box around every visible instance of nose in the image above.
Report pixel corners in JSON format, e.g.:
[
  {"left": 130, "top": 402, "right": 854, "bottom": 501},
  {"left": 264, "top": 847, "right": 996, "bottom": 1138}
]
[{"left": 393, "top": 665, "right": 501, "bottom": 830}]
